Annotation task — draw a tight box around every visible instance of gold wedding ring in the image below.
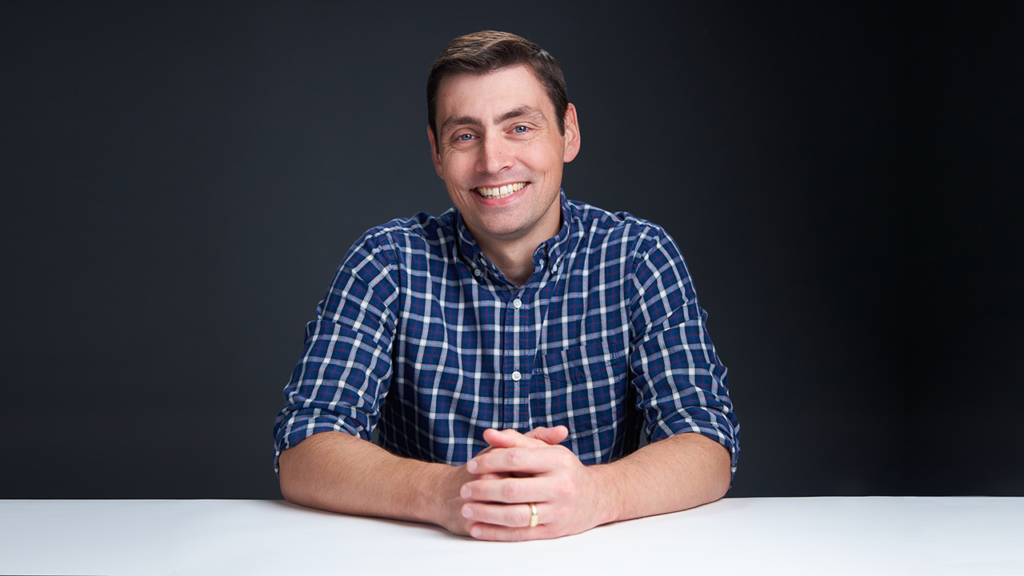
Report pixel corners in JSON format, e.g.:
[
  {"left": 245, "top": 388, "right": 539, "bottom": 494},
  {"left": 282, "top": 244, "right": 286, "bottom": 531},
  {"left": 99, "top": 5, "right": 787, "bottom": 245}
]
[{"left": 528, "top": 503, "right": 538, "bottom": 528}]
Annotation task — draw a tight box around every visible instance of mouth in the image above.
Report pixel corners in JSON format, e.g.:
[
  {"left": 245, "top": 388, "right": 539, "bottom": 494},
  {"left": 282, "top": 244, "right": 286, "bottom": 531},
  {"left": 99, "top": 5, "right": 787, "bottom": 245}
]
[{"left": 474, "top": 182, "right": 527, "bottom": 199}]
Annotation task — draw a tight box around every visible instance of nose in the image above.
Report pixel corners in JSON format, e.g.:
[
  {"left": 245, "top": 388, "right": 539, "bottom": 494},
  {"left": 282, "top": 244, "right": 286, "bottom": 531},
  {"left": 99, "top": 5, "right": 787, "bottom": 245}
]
[{"left": 477, "top": 135, "right": 513, "bottom": 174}]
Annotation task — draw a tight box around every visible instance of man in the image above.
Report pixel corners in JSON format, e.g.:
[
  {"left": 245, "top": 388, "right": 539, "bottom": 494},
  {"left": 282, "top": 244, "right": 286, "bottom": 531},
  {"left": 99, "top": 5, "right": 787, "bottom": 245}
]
[{"left": 273, "top": 30, "right": 739, "bottom": 542}]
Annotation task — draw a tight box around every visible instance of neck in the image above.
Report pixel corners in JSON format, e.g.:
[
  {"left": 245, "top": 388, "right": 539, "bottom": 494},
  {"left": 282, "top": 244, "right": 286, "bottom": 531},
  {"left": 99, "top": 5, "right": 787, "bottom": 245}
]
[
  {"left": 479, "top": 241, "right": 539, "bottom": 287},
  {"left": 474, "top": 215, "right": 562, "bottom": 288}
]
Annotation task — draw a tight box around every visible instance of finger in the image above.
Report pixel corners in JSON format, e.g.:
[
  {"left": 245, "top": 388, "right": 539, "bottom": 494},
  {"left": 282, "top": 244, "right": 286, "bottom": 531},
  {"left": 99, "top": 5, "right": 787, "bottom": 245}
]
[
  {"left": 482, "top": 428, "right": 537, "bottom": 449},
  {"left": 464, "top": 444, "right": 507, "bottom": 480},
  {"left": 481, "top": 428, "right": 555, "bottom": 452},
  {"left": 461, "top": 476, "right": 550, "bottom": 504},
  {"left": 525, "top": 425, "right": 569, "bottom": 446},
  {"left": 469, "top": 522, "right": 556, "bottom": 542},
  {"left": 468, "top": 446, "right": 552, "bottom": 476},
  {"left": 461, "top": 501, "right": 549, "bottom": 528}
]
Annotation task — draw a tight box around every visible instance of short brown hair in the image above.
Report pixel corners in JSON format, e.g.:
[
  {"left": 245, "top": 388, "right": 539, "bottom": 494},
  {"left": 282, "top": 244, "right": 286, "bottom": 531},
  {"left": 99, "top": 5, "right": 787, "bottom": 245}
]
[{"left": 427, "top": 31, "right": 569, "bottom": 151}]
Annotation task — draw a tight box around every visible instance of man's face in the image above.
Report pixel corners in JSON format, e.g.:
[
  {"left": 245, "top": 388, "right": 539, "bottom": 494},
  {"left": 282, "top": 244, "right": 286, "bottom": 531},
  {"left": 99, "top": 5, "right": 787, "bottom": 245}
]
[{"left": 429, "top": 65, "right": 580, "bottom": 253}]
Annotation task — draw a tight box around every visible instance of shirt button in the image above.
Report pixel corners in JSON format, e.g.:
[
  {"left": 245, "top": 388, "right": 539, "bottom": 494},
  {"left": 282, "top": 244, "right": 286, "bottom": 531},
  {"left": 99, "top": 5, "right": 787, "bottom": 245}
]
[
  {"left": 512, "top": 298, "right": 522, "bottom": 309},
  {"left": 511, "top": 371, "right": 521, "bottom": 381},
  {"left": 473, "top": 268, "right": 482, "bottom": 277}
]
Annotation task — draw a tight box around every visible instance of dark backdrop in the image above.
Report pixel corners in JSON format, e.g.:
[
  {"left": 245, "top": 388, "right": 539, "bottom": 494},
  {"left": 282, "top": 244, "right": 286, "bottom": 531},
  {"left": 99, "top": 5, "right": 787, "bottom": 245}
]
[{"left": 2, "top": 2, "right": 1022, "bottom": 499}]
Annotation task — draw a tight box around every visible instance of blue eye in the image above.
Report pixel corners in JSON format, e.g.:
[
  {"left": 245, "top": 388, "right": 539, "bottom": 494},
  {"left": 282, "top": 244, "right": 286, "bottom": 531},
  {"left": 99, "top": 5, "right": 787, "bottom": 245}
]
[
  {"left": 457, "top": 134, "right": 473, "bottom": 141},
  {"left": 514, "top": 126, "right": 528, "bottom": 133}
]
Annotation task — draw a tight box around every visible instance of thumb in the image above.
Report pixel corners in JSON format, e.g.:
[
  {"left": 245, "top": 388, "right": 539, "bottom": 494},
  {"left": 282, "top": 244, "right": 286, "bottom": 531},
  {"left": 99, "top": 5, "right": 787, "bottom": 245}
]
[
  {"left": 482, "top": 426, "right": 570, "bottom": 449},
  {"left": 481, "top": 428, "right": 532, "bottom": 449},
  {"left": 524, "top": 425, "right": 569, "bottom": 446}
]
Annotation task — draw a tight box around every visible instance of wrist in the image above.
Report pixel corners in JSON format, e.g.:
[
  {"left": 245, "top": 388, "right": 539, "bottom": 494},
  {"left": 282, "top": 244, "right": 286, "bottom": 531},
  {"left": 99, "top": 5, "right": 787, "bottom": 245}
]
[
  {"left": 412, "top": 461, "right": 464, "bottom": 527},
  {"left": 589, "top": 463, "right": 625, "bottom": 526}
]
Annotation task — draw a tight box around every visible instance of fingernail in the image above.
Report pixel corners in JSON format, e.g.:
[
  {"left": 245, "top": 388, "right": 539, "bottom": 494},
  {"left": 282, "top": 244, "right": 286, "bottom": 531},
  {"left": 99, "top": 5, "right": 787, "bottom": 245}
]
[
  {"left": 462, "top": 505, "right": 473, "bottom": 518},
  {"left": 471, "top": 526, "right": 482, "bottom": 538},
  {"left": 467, "top": 460, "right": 477, "bottom": 473},
  {"left": 461, "top": 485, "right": 471, "bottom": 498}
]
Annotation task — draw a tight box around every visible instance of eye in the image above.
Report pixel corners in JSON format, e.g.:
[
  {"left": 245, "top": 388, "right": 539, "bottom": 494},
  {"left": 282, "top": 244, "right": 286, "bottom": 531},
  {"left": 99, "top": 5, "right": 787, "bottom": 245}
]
[
  {"left": 457, "top": 133, "right": 474, "bottom": 141},
  {"left": 513, "top": 125, "right": 529, "bottom": 134}
]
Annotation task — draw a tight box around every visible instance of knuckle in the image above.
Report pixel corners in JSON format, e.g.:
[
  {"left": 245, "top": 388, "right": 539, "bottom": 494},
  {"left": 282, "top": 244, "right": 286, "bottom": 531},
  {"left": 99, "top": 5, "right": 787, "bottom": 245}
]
[
  {"left": 503, "top": 480, "right": 523, "bottom": 500},
  {"left": 557, "top": 450, "right": 575, "bottom": 467},
  {"left": 554, "top": 477, "right": 575, "bottom": 497},
  {"left": 507, "top": 448, "right": 524, "bottom": 466}
]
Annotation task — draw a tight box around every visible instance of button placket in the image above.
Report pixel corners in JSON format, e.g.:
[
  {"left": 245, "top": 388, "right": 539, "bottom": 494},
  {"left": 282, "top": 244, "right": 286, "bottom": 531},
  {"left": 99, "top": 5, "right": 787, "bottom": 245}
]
[
  {"left": 506, "top": 292, "right": 525, "bottom": 425},
  {"left": 501, "top": 285, "right": 534, "bottom": 429}
]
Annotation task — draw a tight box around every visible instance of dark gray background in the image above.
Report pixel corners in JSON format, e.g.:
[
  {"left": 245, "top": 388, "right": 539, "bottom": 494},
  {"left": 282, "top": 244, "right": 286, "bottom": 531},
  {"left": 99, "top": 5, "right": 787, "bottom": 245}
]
[{"left": 2, "top": 2, "right": 1022, "bottom": 499}]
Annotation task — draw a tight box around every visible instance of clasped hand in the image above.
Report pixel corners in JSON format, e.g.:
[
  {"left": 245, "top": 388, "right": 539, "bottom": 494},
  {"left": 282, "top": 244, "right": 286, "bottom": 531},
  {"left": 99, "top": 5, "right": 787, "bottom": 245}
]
[{"left": 457, "top": 426, "right": 610, "bottom": 541}]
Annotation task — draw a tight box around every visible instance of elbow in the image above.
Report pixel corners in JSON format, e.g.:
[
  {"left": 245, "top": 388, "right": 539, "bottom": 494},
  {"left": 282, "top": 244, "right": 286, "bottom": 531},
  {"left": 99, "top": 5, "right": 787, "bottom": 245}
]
[
  {"left": 279, "top": 471, "right": 299, "bottom": 504},
  {"left": 701, "top": 439, "right": 734, "bottom": 503},
  {"left": 711, "top": 466, "right": 731, "bottom": 502},
  {"left": 277, "top": 448, "right": 311, "bottom": 507}
]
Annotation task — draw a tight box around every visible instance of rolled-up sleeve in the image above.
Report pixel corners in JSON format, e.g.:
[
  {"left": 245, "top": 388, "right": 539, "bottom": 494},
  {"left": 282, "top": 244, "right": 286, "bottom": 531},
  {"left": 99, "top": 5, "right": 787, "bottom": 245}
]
[
  {"left": 628, "top": 229, "right": 740, "bottom": 478},
  {"left": 272, "top": 232, "right": 399, "bottom": 473}
]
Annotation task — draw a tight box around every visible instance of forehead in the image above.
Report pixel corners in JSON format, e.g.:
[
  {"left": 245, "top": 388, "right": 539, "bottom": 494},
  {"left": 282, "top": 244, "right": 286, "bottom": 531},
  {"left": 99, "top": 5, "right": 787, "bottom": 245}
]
[{"left": 435, "top": 64, "right": 554, "bottom": 125}]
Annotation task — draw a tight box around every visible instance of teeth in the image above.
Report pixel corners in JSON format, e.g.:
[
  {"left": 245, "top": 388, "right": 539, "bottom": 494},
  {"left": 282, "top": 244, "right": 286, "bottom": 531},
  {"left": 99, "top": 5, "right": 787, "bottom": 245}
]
[{"left": 477, "top": 182, "right": 526, "bottom": 198}]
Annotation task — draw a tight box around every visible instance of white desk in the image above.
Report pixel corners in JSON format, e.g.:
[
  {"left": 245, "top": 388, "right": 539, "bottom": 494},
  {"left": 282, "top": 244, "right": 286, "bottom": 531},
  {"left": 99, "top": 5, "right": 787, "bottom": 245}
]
[{"left": 1, "top": 497, "right": 1021, "bottom": 575}]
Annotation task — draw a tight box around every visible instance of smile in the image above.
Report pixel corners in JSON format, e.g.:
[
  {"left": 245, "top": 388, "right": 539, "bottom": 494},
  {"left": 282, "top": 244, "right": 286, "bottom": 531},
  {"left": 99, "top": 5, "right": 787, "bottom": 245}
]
[{"left": 475, "top": 182, "right": 526, "bottom": 199}]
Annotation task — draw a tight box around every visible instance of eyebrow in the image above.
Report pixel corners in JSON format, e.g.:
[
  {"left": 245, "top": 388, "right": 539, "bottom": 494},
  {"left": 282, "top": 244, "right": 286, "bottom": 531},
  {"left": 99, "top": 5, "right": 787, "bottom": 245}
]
[
  {"left": 497, "top": 105, "right": 545, "bottom": 124},
  {"left": 440, "top": 106, "right": 546, "bottom": 136}
]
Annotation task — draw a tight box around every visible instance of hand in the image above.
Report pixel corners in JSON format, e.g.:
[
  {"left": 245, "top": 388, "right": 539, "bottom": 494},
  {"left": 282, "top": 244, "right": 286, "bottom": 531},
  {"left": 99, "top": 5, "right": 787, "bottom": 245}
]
[
  {"left": 459, "top": 426, "right": 612, "bottom": 541},
  {"left": 434, "top": 426, "right": 572, "bottom": 537}
]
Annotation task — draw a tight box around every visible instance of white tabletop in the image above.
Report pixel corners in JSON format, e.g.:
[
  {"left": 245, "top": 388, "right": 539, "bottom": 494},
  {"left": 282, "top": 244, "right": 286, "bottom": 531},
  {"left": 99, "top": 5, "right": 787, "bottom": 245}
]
[{"left": 1, "top": 497, "right": 1021, "bottom": 575}]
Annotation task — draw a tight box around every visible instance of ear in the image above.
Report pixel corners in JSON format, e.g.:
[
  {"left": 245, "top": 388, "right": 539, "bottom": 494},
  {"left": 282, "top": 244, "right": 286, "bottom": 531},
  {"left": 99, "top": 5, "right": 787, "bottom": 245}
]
[
  {"left": 427, "top": 126, "right": 445, "bottom": 180},
  {"left": 562, "top": 103, "right": 581, "bottom": 163}
]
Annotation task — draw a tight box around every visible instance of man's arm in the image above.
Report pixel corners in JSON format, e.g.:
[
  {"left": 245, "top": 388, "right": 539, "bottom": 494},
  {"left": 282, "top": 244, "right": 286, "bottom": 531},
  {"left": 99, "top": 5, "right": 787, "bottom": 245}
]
[
  {"left": 278, "top": 427, "right": 572, "bottom": 536},
  {"left": 459, "top": 428, "right": 731, "bottom": 541},
  {"left": 279, "top": 431, "right": 470, "bottom": 534}
]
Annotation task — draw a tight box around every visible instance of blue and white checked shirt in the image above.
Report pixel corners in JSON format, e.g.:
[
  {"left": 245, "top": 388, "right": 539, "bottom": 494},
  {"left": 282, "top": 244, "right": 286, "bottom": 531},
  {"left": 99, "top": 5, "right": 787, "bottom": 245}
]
[{"left": 274, "top": 193, "right": 739, "bottom": 475}]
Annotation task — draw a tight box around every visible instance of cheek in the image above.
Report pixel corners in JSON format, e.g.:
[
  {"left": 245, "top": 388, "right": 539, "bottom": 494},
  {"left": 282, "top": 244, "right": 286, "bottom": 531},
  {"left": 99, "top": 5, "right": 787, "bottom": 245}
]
[
  {"left": 528, "top": 143, "right": 564, "bottom": 169},
  {"left": 442, "top": 155, "right": 474, "bottom": 181}
]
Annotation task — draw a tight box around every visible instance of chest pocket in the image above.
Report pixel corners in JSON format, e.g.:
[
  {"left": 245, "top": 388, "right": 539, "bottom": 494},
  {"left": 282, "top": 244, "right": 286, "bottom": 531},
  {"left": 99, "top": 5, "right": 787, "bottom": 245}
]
[
  {"left": 532, "top": 336, "right": 629, "bottom": 461},
  {"left": 537, "top": 340, "right": 627, "bottom": 385}
]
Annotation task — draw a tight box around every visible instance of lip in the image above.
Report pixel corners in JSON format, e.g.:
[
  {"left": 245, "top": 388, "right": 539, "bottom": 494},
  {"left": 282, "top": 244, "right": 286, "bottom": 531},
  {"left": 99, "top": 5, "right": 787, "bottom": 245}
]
[
  {"left": 472, "top": 181, "right": 530, "bottom": 205},
  {"left": 473, "top": 181, "right": 528, "bottom": 193}
]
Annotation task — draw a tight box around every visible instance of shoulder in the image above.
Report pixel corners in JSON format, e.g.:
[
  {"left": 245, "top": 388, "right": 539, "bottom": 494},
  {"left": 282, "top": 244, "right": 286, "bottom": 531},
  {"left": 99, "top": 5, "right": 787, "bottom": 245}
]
[
  {"left": 564, "top": 199, "right": 692, "bottom": 299},
  {"left": 324, "top": 209, "right": 459, "bottom": 315},
  {"left": 565, "top": 199, "right": 673, "bottom": 256},
  {"left": 361, "top": 209, "right": 458, "bottom": 248},
  {"left": 346, "top": 209, "right": 459, "bottom": 263}
]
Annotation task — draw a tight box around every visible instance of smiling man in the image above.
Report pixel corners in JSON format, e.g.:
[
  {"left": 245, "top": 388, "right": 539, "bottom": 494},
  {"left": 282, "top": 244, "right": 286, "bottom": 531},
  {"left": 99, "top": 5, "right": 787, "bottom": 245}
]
[
  {"left": 274, "top": 31, "right": 739, "bottom": 541},
  {"left": 429, "top": 64, "right": 574, "bottom": 286}
]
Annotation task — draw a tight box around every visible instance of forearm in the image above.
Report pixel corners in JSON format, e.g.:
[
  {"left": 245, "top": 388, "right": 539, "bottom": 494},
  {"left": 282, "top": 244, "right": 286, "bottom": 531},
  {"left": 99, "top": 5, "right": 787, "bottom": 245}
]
[
  {"left": 594, "top": 433, "right": 732, "bottom": 525},
  {"left": 278, "top": 431, "right": 457, "bottom": 526}
]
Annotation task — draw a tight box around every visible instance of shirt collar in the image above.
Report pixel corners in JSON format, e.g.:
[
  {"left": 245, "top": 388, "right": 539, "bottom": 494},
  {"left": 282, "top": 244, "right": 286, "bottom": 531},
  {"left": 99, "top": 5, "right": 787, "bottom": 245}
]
[
  {"left": 532, "top": 191, "right": 574, "bottom": 273},
  {"left": 454, "top": 210, "right": 483, "bottom": 267}
]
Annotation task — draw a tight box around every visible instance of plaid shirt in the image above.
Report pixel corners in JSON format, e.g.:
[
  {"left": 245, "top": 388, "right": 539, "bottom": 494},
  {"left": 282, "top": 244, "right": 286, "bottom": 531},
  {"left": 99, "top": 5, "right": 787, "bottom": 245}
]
[{"left": 274, "top": 193, "right": 739, "bottom": 475}]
